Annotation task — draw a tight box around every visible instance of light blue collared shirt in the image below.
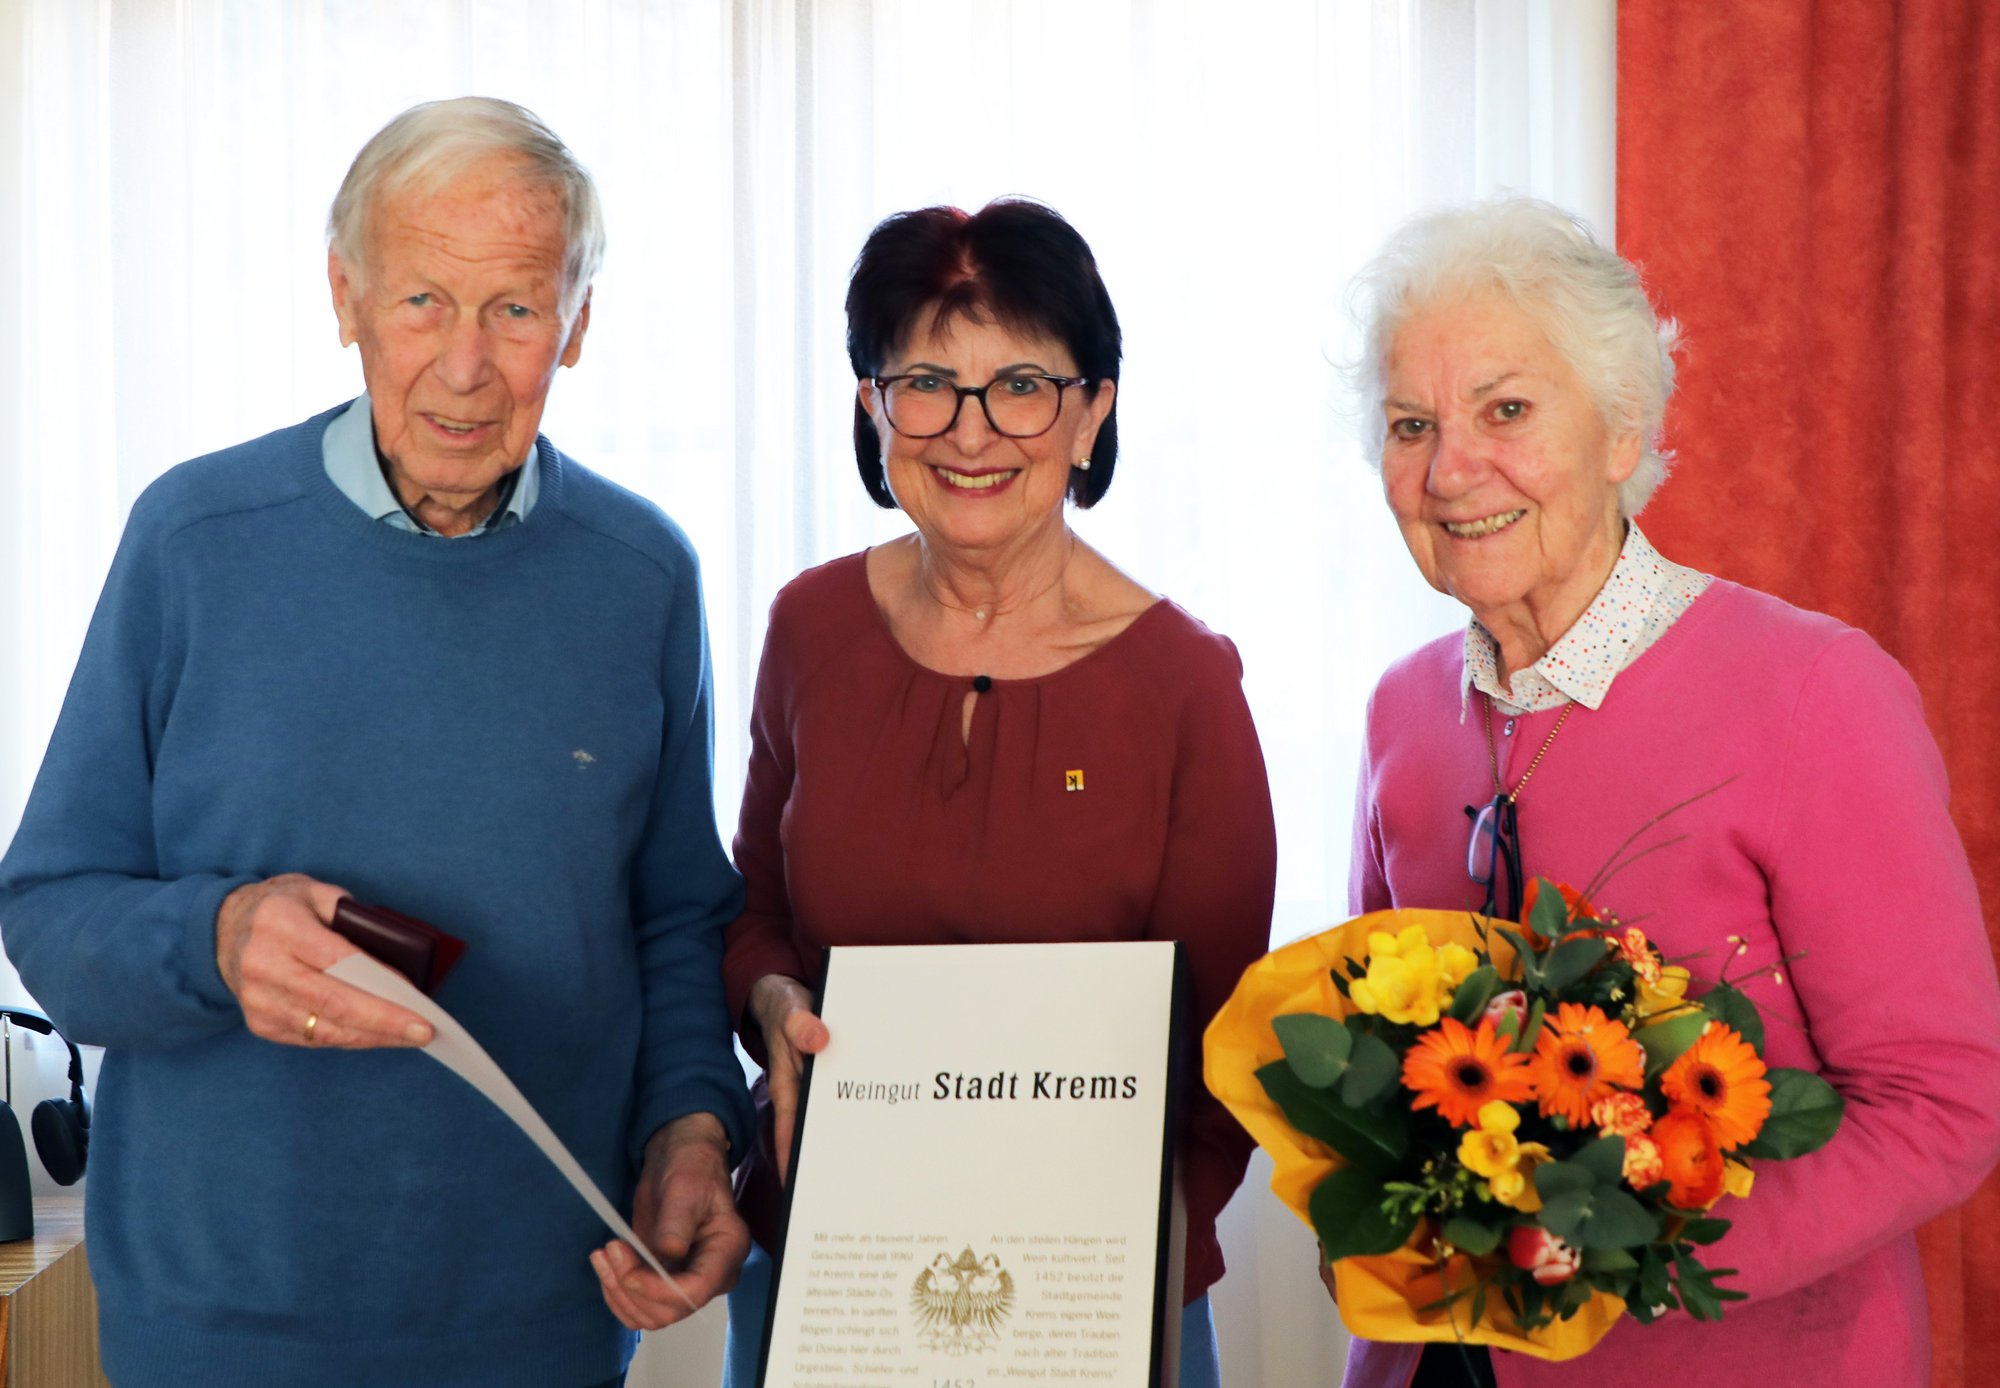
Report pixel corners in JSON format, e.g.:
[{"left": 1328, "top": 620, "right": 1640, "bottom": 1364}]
[{"left": 321, "top": 394, "right": 539, "bottom": 536}]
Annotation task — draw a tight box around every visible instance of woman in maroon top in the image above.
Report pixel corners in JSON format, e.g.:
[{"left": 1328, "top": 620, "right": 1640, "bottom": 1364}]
[{"left": 719, "top": 199, "right": 1278, "bottom": 1386}]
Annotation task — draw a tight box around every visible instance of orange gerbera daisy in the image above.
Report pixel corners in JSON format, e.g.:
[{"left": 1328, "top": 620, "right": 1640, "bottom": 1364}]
[
  {"left": 1661, "top": 1024, "right": 1772, "bottom": 1150},
  {"left": 1529, "top": 1003, "right": 1646, "bottom": 1127},
  {"left": 1403, "top": 1018, "right": 1533, "bottom": 1127},
  {"left": 1651, "top": 1109, "right": 1726, "bottom": 1208}
]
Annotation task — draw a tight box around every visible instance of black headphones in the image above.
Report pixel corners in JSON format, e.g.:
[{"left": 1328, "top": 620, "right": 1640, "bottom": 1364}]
[{"left": 0, "top": 1009, "right": 89, "bottom": 1186}]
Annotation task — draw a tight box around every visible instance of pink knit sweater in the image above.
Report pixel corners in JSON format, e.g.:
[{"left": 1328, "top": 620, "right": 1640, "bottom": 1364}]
[{"left": 1343, "top": 580, "right": 2000, "bottom": 1388}]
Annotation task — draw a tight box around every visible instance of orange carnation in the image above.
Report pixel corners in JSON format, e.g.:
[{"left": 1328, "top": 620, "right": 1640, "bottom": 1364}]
[
  {"left": 1529, "top": 1003, "right": 1646, "bottom": 1128},
  {"left": 1621, "top": 1132, "right": 1665, "bottom": 1189},
  {"left": 1607, "top": 926, "right": 1661, "bottom": 983},
  {"left": 1591, "top": 1091, "right": 1653, "bottom": 1139},
  {"left": 1403, "top": 1018, "right": 1534, "bottom": 1128},
  {"left": 1651, "top": 1109, "right": 1726, "bottom": 1209},
  {"left": 1661, "top": 1024, "right": 1771, "bottom": 1150}
]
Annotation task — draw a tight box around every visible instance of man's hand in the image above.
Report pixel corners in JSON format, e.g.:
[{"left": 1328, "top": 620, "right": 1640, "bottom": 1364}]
[
  {"left": 591, "top": 1113, "right": 749, "bottom": 1330},
  {"left": 215, "top": 873, "right": 433, "bottom": 1049},
  {"left": 747, "top": 973, "right": 829, "bottom": 1183}
]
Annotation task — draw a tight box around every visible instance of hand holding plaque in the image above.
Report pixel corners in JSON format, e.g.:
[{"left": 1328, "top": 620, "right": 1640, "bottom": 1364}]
[{"left": 745, "top": 973, "right": 829, "bottom": 1183}]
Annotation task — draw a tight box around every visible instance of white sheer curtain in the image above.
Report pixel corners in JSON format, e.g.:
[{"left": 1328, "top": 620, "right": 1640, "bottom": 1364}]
[{"left": 0, "top": 2, "right": 1613, "bottom": 1383}]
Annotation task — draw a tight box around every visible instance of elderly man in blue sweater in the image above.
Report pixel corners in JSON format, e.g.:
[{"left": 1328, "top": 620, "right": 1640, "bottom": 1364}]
[{"left": 0, "top": 98, "right": 749, "bottom": 1388}]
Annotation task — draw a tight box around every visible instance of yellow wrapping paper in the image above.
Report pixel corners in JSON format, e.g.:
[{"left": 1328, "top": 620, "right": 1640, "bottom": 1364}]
[{"left": 1203, "top": 909, "right": 1625, "bottom": 1360}]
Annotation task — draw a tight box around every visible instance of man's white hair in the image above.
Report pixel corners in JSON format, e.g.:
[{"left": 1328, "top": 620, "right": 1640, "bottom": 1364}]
[
  {"left": 1347, "top": 196, "right": 1682, "bottom": 518},
  {"left": 327, "top": 97, "right": 604, "bottom": 319}
]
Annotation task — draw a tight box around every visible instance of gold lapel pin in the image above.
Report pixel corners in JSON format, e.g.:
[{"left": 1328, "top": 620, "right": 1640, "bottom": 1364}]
[{"left": 1064, "top": 770, "right": 1085, "bottom": 792}]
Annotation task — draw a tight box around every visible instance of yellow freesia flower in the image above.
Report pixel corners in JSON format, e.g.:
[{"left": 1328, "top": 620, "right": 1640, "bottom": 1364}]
[
  {"left": 1348, "top": 926, "right": 1484, "bottom": 1027},
  {"left": 1349, "top": 925, "right": 1447, "bottom": 1026},
  {"left": 1723, "top": 1159, "right": 1755, "bottom": 1200},
  {"left": 1498, "top": 1141, "right": 1554, "bottom": 1213},
  {"left": 1439, "top": 942, "right": 1480, "bottom": 991},
  {"left": 1458, "top": 1102, "right": 1550, "bottom": 1212},
  {"left": 1637, "top": 964, "right": 1695, "bottom": 1021},
  {"left": 1459, "top": 1101, "right": 1522, "bottom": 1179},
  {"left": 1488, "top": 1165, "right": 1529, "bottom": 1206}
]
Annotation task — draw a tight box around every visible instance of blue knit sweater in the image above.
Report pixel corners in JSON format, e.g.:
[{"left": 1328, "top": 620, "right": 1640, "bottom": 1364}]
[{"left": 0, "top": 405, "right": 753, "bottom": 1387}]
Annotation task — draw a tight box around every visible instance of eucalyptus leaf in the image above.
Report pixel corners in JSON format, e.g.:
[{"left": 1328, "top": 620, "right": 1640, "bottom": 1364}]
[
  {"left": 1496, "top": 927, "right": 1544, "bottom": 989},
  {"left": 1273, "top": 1012, "right": 1352, "bottom": 1089},
  {"left": 1441, "top": 1215, "right": 1504, "bottom": 1258},
  {"left": 1574, "top": 1189, "right": 1659, "bottom": 1250},
  {"left": 1636, "top": 1008, "right": 1710, "bottom": 1076},
  {"left": 1701, "top": 982, "right": 1765, "bottom": 1053},
  {"left": 1738, "top": 1068, "right": 1844, "bottom": 1159},
  {"left": 1581, "top": 1247, "right": 1638, "bottom": 1272},
  {"left": 1572, "top": 1135, "right": 1627, "bottom": 1186},
  {"left": 1310, "top": 1167, "right": 1418, "bottom": 1260},
  {"left": 1448, "top": 965, "right": 1502, "bottom": 1024},
  {"left": 1532, "top": 1161, "right": 1597, "bottom": 1200},
  {"left": 1540, "top": 936, "right": 1612, "bottom": 993},
  {"left": 1537, "top": 1189, "right": 1590, "bottom": 1241},
  {"left": 1527, "top": 878, "right": 1570, "bottom": 940},
  {"left": 1340, "top": 1031, "right": 1403, "bottom": 1108},
  {"left": 1255, "top": 1061, "right": 1409, "bottom": 1176},
  {"left": 1678, "top": 1216, "right": 1731, "bottom": 1245}
]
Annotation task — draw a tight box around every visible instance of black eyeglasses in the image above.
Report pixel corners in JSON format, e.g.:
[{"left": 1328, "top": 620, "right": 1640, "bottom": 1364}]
[
  {"left": 872, "top": 372, "right": 1092, "bottom": 440},
  {"left": 1465, "top": 793, "right": 1524, "bottom": 922}
]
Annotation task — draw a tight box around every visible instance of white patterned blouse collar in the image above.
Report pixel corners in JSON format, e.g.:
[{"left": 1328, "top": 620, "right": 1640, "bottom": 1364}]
[{"left": 1458, "top": 523, "right": 1711, "bottom": 719}]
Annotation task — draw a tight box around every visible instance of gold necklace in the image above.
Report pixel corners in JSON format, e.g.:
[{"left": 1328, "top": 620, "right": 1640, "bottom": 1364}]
[{"left": 1483, "top": 694, "right": 1573, "bottom": 803}]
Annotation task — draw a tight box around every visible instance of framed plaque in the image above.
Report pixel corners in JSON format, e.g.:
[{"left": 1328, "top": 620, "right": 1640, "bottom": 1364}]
[{"left": 758, "top": 940, "right": 1187, "bottom": 1388}]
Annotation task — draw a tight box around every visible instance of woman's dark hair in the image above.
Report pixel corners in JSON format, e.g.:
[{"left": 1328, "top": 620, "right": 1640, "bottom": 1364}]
[{"left": 845, "top": 198, "right": 1122, "bottom": 509}]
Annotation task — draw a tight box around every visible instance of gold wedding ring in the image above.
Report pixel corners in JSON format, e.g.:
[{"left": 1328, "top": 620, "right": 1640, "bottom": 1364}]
[{"left": 303, "top": 1012, "right": 319, "bottom": 1045}]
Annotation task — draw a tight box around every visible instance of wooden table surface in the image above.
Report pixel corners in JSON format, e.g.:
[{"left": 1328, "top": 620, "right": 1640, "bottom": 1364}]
[
  {"left": 0, "top": 1194, "right": 85, "bottom": 1293},
  {"left": 0, "top": 1194, "right": 107, "bottom": 1388}
]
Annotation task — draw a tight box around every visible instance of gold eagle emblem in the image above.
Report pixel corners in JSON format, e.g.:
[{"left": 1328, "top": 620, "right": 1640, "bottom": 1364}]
[{"left": 910, "top": 1246, "right": 1015, "bottom": 1354}]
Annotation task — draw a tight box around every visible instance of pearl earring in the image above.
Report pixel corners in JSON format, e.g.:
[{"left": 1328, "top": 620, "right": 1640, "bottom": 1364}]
[{"left": 1075, "top": 456, "right": 1092, "bottom": 471}]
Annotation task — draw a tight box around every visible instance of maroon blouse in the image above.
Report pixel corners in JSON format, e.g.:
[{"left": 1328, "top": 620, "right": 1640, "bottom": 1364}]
[{"left": 722, "top": 551, "right": 1278, "bottom": 1301}]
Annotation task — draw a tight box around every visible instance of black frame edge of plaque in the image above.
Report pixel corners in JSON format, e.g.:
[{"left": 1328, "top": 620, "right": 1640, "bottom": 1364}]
[
  {"left": 1149, "top": 940, "right": 1189, "bottom": 1388},
  {"left": 751, "top": 950, "right": 833, "bottom": 1388}
]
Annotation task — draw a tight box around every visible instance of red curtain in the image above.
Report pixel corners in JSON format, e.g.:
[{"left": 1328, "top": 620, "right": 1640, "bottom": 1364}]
[{"left": 1617, "top": 3, "right": 2000, "bottom": 1383}]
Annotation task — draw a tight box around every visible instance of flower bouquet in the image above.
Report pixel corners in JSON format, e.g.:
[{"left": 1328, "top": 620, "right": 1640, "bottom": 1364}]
[{"left": 1203, "top": 880, "right": 1843, "bottom": 1359}]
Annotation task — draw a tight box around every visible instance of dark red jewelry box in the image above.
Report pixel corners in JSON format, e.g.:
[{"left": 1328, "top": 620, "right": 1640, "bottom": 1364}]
[{"left": 329, "top": 899, "right": 466, "bottom": 994}]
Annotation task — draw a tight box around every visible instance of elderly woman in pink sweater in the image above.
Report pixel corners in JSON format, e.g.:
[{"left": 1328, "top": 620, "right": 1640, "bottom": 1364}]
[{"left": 1336, "top": 196, "right": 2000, "bottom": 1388}]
